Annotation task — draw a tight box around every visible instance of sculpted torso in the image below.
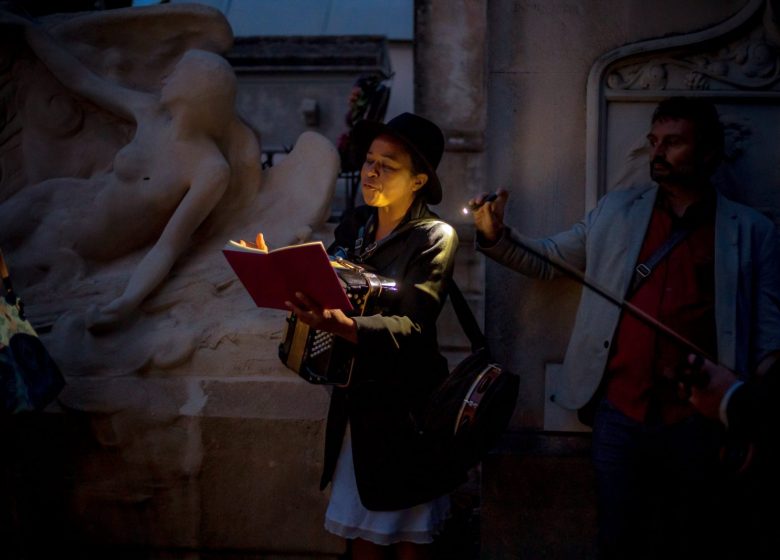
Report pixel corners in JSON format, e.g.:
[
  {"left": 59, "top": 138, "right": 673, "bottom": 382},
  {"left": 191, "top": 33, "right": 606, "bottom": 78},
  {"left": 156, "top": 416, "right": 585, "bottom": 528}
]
[{"left": 81, "top": 111, "right": 222, "bottom": 259}]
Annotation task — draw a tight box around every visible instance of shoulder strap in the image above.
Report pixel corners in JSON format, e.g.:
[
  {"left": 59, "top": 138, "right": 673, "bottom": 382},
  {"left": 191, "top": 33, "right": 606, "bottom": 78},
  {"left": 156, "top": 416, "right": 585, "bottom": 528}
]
[
  {"left": 627, "top": 224, "right": 692, "bottom": 297},
  {"left": 449, "top": 280, "right": 486, "bottom": 353},
  {"left": 389, "top": 219, "right": 489, "bottom": 353}
]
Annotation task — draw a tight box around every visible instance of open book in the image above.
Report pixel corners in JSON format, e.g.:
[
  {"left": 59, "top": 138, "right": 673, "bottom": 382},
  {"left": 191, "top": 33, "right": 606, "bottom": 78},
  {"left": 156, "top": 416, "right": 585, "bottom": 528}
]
[{"left": 222, "top": 239, "right": 353, "bottom": 312}]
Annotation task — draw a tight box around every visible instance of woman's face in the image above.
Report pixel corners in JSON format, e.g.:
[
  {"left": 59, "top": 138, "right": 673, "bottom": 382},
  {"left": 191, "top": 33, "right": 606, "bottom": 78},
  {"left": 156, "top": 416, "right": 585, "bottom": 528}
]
[{"left": 360, "top": 134, "right": 427, "bottom": 212}]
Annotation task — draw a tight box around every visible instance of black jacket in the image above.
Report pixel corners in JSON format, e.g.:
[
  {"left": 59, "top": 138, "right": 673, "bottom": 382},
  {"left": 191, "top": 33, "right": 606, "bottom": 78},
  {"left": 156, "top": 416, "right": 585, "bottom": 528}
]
[
  {"left": 320, "top": 198, "right": 459, "bottom": 510},
  {"left": 727, "top": 357, "right": 780, "bottom": 444}
]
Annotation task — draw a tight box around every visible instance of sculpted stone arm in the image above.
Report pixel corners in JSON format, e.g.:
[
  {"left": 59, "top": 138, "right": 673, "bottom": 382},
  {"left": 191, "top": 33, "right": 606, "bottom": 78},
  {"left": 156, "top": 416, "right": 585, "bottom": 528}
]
[
  {"left": 22, "top": 21, "right": 150, "bottom": 120},
  {"left": 89, "top": 156, "right": 230, "bottom": 329}
]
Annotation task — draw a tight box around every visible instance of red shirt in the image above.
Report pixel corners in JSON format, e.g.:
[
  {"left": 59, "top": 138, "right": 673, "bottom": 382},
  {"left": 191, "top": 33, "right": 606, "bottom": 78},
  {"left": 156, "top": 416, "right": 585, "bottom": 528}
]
[{"left": 605, "top": 194, "right": 717, "bottom": 424}]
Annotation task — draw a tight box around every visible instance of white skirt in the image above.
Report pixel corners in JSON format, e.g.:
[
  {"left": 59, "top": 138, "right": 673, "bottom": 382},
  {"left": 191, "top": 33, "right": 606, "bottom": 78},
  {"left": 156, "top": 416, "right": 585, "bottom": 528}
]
[{"left": 324, "top": 426, "right": 451, "bottom": 545}]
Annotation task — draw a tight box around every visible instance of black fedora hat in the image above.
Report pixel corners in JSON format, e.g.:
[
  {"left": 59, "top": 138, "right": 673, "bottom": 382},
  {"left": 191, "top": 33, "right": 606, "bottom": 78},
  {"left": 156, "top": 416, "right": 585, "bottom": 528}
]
[{"left": 351, "top": 112, "right": 445, "bottom": 205}]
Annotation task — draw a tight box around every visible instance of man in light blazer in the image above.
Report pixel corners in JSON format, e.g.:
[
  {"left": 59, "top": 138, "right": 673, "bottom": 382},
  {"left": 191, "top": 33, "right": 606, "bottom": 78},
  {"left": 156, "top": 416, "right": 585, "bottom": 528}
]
[{"left": 472, "top": 97, "right": 780, "bottom": 559}]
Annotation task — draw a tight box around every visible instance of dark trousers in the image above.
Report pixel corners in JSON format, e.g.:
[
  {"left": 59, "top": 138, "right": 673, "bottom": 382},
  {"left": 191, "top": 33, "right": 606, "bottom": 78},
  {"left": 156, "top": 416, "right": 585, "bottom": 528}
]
[{"left": 591, "top": 398, "right": 729, "bottom": 560}]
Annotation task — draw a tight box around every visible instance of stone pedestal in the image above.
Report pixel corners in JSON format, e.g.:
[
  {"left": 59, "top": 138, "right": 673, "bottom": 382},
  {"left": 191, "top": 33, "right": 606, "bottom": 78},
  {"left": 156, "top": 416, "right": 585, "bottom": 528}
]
[{"left": 2, "top": 376, "right": 346, "bottom": 558}]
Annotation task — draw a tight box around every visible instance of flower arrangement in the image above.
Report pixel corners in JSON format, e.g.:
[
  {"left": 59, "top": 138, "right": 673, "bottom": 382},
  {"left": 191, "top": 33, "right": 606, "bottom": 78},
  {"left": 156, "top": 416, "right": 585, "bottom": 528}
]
[{"left": 337, "top": 74, "right": 389, "bottom": 171}]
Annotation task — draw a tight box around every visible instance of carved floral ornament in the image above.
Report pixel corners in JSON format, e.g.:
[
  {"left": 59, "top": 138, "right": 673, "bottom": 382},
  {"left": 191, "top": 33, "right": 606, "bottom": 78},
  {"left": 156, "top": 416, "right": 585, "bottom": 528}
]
[{"left": 607, "top": 1, "right": 780, "bottom": 91}]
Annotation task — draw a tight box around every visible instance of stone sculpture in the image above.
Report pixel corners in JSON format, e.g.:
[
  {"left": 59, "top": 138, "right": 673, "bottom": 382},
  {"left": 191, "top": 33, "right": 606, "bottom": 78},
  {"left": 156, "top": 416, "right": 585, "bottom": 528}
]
[{"left": 0, "top": 4, "right": 340, "bottom": 392}]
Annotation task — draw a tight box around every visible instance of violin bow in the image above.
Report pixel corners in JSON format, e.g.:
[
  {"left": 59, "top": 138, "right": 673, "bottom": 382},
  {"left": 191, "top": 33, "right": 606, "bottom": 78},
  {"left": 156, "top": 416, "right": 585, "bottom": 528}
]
[{"left": 511, "top": 237, "right": 718, "bottom": 371}]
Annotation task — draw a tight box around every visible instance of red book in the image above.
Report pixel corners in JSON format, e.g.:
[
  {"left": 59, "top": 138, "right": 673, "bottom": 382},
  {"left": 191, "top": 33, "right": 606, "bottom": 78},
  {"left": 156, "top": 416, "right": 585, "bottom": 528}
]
[{"left": 222, "top": 240, "right": 353, "bottom": 312}]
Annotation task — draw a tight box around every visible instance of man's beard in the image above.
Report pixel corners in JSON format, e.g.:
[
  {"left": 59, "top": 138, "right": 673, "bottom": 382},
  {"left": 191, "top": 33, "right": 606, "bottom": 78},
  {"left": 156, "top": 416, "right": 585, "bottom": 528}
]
[{"left": 649, "top": 156, "right": 700, "bottom": 186}]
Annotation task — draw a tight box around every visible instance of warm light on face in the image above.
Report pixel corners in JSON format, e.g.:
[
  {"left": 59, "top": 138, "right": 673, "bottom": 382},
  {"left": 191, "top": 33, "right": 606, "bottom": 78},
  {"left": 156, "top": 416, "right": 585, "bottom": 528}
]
[{"left": 360, "top": 135, "right": 420, "bottom": 213}]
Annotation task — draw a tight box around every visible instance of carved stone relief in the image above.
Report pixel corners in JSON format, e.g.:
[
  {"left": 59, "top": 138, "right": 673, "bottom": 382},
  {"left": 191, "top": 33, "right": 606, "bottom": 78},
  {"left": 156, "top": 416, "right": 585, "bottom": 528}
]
[
  {"left": 586, "top": 0, "right": 780, "bottom": 226},
  {"left": 607, "top": 3, "right": 780, "bottom": 92}
]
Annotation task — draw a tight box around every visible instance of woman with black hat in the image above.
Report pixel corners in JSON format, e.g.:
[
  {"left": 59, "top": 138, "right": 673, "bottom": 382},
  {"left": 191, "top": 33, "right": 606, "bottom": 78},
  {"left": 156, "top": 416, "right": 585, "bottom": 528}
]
[{"left": 286, "top": 113, "right": 459, "bottom": 559}]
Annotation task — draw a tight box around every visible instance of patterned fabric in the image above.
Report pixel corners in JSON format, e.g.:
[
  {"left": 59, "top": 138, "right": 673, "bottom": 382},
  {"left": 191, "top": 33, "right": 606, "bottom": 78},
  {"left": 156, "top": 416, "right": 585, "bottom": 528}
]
[
  {"left": 1, "top": 255, "right": 64, "bottom": 414},
  {"left": 0, "top": 295, "right": 36, "bottom": 346}
]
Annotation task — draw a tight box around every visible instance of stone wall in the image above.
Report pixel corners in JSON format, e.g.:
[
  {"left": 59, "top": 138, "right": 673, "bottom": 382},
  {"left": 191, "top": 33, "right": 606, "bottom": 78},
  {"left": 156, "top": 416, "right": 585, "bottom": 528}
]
[{"left": 474, "top": 0, "right": 775, "bottom": 557}]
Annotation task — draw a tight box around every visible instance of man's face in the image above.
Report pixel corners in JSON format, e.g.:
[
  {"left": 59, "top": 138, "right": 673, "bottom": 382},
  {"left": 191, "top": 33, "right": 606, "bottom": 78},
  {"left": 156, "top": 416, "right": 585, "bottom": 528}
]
[{"left": 646, "top": 117, "right": 708, "bottom": 187}]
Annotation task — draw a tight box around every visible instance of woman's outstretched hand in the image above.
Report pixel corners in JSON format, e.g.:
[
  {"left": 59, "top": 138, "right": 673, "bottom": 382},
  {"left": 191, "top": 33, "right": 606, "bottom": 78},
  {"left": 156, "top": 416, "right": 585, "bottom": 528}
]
[
  {"left": 285, "top": 291, "right": 357, "bottom": 344},
  {"left": 255, "top": 232, "right": 268, "bottom": 252}
]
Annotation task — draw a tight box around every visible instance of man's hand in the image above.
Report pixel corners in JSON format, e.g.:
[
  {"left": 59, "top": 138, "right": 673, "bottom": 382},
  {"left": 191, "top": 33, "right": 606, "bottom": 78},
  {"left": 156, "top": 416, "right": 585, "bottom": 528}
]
[
  {"left": 470, "top": 188, "right": 509, "bottom": 244},
  {"left": 681, "top": 353, "right": 740, "bottom": 423},
  {"left": 285, "top": 291, "right": 357, "bottom": 344}
]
